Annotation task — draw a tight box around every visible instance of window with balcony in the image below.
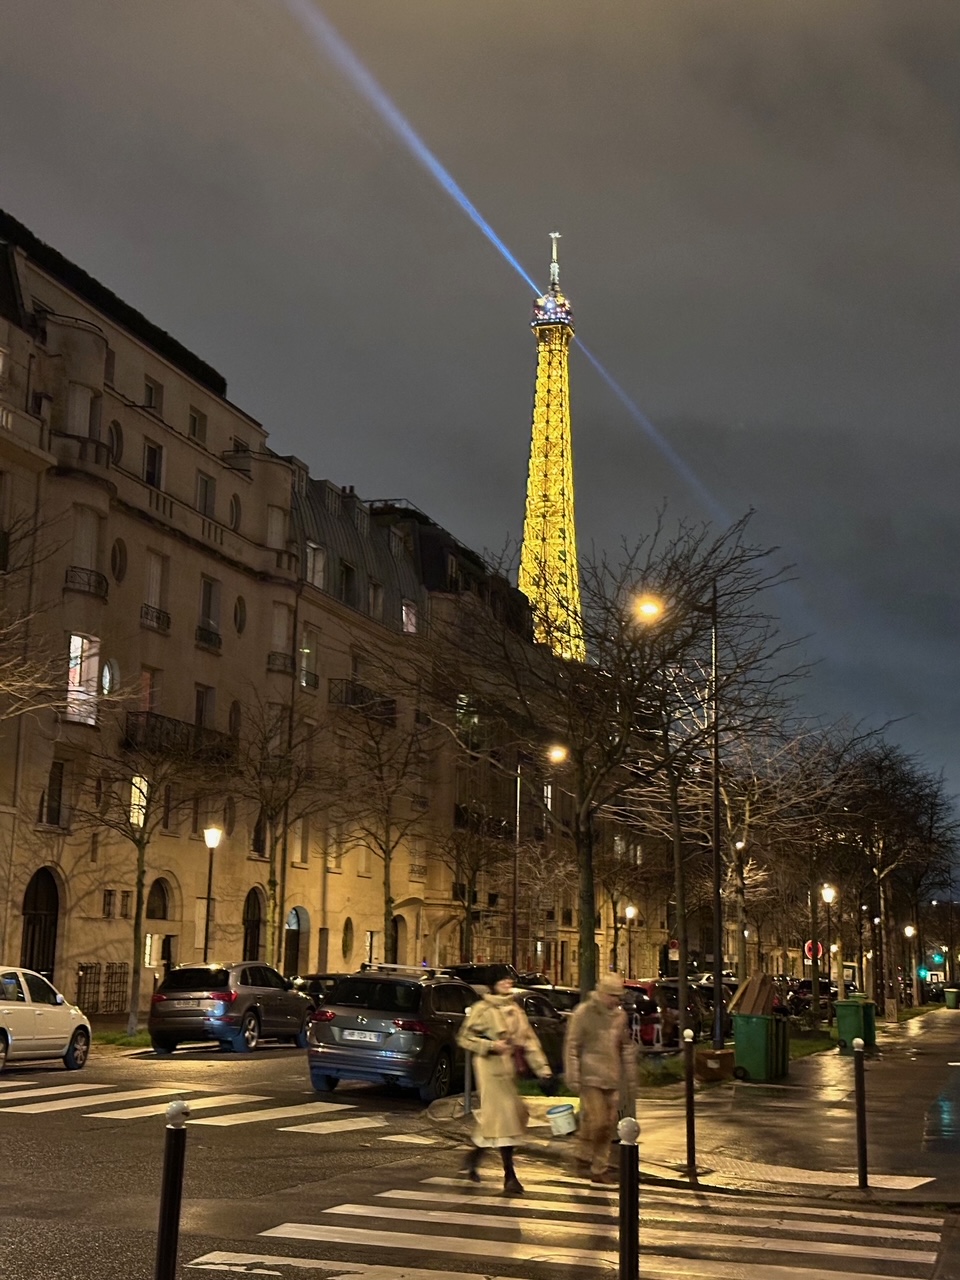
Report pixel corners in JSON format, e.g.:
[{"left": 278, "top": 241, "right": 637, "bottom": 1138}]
[
  {"left": 143, "top": 439, "right": 163, "bottom": 489},
  {"left": 197, "top": 577, "right": 221, "bottom": 649},
  {"left": 299, "top": 625, "right": 320, "bottom": 689},
  {"left": 139, "top": 667, "right": 159, "bottom": 712},
  {"left": 66, "top": 634, "right": 99, "bottom": 724},
  {"left": 196, "top": 471, "right": 216, "bottom": 518},
  {"left": 194, "top": 684, "right": 215, "bottom": 729},
  {"left": 141, "top": 551, "right": 170, "bottom": 632}
]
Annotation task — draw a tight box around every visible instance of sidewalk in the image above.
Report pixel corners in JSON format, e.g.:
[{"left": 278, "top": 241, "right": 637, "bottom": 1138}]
[{"left": 433, "top": 1009, "right": 960, "bottom": 1207}]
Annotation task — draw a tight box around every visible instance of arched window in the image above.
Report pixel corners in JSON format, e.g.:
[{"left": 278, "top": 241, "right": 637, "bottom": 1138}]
[
  {"left": 242, "top": 888, "right": 263, "bottom": 961},
  {"left": 146, "top": 878, "right": 170, "bottom": 921}
]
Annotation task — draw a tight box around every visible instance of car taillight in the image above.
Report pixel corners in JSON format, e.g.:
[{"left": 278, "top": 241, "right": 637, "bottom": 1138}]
[
  {"left": 393, "top": 1019, "right": 429, "bottom": 1035},
  {"left": 209, "top": 990, "right": 237, "bottom": 1003},
  {"left": 311, "top": 1007, "right": 336, "bottom": 1023},
  {"left": 151, "top": 993, "right": 166, "bottom": 1004}
]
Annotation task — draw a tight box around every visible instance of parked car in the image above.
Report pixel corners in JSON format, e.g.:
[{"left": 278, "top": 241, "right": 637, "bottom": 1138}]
[
  {"left": 510, "top": 988, "right": 567, "bottom": 1073},
  {"left": 621, "top": 989, "right": 664, "bottom": 1050},
  {"left": 625, "top": 979, "right": 709, "bottom": 1046},
  {"left": 444, "top": 962, "right": 521, "bottom": 993},
  {"left": 292, "top": 973, "right": 347, "bottom": 1004},
  {"left": 517, "top": 971, "right": 551, "bottom": 987},
  {"left": 0, "top": 967, "right": 92, "bottom": 1071},
  {"left": 307, "top": 964, "right": 479, "bottom": 1101},
  {"left": 530, "top": 984, "right": 582, "bottom": 1018},
  {"left": 148, "top": 962, "right": 313, "bottom": 1054}
]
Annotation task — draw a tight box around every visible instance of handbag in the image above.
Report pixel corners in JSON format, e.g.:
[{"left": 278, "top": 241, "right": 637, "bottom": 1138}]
[{"left": 512, "top": 1042, "right": 531, "bottom": 1077}]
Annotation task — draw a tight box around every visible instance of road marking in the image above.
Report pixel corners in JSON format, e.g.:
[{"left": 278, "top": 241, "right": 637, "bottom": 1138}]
[
  {"left": 191, "top": 1101, "right": 353, "bottom": 1126},
  {"left": 374, "top": 1192, "right": 939, "bottom": 1242},
  {"left": 87, "top": 1093, "right": 269, "bottom": 1119},
  {"left": 280, "top": 1210, "right": 937, "bottom": 1267},
  {"left": 0, "top": 1080, "right": 37, "bottom": 1091},
  {"left": 418, "top": 1178, "right": 943, "bottom": 1228},
  {"left": 282, "top": 1116, "right": 387, "bottom": 1135},
  {"left": 378, "top": 1134, "right": 438, "bottom": 1145},
  {"left": 700, "top": 1159, "right": 934, "bottom": 1191},
  {"left": 1, "top": 1087, "right": 180, "bottom": 1114},
  {"left": 186, "top": 1251, "right": 525, "bottom": 1278},
  {"left": 261, "top": 1221, "right": 618, "bottom": 1268},
  {"left": 0, "top": 1082, "right": 112, "bottom": 1103}
]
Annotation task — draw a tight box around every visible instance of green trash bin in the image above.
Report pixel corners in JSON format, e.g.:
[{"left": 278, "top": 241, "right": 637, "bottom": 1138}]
[
  {"left": 732, "top": 1013, "right": 774, "bottom": 1081},
  {"left": 945, "top": 987, "right": 960, "bottom": 1010},
  {"left": 835, "top": 998, "right": 877, "bottom": 1053},
  {"left": 772, "top": 1013, "right": 790, "bottom": 1078}
]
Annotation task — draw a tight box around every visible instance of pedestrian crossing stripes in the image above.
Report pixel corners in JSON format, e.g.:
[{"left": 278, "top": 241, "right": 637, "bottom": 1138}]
[
  {"left": 182, "top": 1168, "right": 944, "bottom": 1278},
  {"left": 0, "top": 1078, "right": 429, "bottom": 1140}
]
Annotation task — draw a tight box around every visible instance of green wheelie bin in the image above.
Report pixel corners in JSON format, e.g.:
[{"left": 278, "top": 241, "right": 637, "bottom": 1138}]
[
  {"left": 945, "top": 987, "right": 960, "bottom": 1010},
  {"left": 732, "top": 1013, "right": 775, "bottom": 1081},
  {"left": 834, "top": 998, "right": 877, "bottom": 1053}
]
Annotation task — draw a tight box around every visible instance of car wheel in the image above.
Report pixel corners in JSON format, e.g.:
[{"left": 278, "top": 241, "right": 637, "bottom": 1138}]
[
  {"left": 63, "top": 1027, "right": 91, "bottom": 1071},
  {"left": 151, "top": 1038, "right": 177, "bottom": 1056},
  {"left": 292, "top": 1016, "right": 310, "bottom": 1050},
  {"left": 310, "top": 1071, "right": 338, "bottom": 1094},
  {"left": 0, "top": 1031, "right": 8, "bottom": 1073},
  {"left": 233, "top": 1012, "right": 260, "bottom": 1053},
  {"left": 420, "top": 1050, "right": 453, "bottom": 1103}
]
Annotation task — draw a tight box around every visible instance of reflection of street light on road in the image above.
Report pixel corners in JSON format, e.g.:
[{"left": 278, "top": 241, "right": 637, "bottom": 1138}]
[
  {"left": 625, "top": 905, "right": 637, "bottom": 978},
  {"left": 202, "top": 825, "right": 222, "bottom": 963}
]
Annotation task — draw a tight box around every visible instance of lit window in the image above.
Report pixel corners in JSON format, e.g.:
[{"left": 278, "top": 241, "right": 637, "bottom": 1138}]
[
  {"left": 299, "top": 626, "right": 320, "bottom": 688},
  {"left": 130, "top": 775, "right": 149, "bottom": 828},
  {"left": 67, "top": 634, "right": 99, "bottom": 724},
  {"left": 402, "top": 600, "right": 418, "bottom": 635}
]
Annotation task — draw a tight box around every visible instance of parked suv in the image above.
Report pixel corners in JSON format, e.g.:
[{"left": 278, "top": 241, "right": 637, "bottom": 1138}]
[
  {"left": 148, "top": 962, "right": 314, "bottom": 1054},
  {"left": 306, "top": 964, "right": 478, "bottom": 1101},
  {"left": 444, "top": 962, "right": 521, "bottom": 993}
]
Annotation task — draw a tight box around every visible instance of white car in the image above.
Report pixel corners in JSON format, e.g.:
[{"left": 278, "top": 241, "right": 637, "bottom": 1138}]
[{"left": 0, "top": 967, "right": 92, "bottom": 1071}]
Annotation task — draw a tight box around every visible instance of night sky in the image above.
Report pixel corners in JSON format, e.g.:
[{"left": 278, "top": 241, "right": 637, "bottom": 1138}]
[{"left": 2, "top": 2, "right": 959, "bottom": 789}]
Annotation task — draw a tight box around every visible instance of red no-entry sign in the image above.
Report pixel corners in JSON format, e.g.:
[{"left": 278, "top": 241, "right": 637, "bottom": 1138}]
[{"left": 804, "top": 940, "right": 824, "bottom": 961}]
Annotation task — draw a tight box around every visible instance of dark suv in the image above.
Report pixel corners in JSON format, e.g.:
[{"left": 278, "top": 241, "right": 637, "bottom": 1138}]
[
  {"left": 444, "top": 962, "right": 521, "bottom": 993},
  {"left": 306, "top": 964, "right": 477, "bottom": 1101},
  {"left": 148, "top": 962, "right": 313, "bottom": 1054}
]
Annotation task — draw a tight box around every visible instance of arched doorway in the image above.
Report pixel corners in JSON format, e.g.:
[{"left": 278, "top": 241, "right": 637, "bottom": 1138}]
[
  {"left": 242, "top": 888, "right": 264, "bottom": 961},
  {"left": 282, "top": 906, "right": 309, "bottom": 976},
  {"left": 146, "top": 878, "right": 175, "bottom": 976},
  {"left": 391, "top": 914, "right": 408, "bottom": 966},
  {"left": 21, "top": 868, "right": 59, "bottom": 978}
]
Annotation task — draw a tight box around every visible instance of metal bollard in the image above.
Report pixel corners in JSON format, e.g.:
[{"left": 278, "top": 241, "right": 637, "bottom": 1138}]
[
  {"left": 853, "top": 1036, "right": 868, "bottom": 1189},
  {"left": 463, "top": 1049, "right": 473, "bottom": 1117},
  {"left": 155, "top": 1098, "right": 190, "bottom": 1280},
  {"left": 683, "top": 1028, "right": 698, "bottom": 1185},
  {"left": 617, "top": 1116, "right": 640, "bottom": 1280}
]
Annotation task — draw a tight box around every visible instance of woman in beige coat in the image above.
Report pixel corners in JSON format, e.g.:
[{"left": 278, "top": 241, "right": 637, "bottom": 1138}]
[{"left": 456, "top": 977, "right": 554, "bottom": 1195}]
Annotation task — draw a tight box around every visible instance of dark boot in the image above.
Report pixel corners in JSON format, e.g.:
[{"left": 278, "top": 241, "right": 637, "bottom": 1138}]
[
  {"left": 501, "top": 1146, "right": 524, "bottom": 1195},
  {"left": 461, "top": 1144, "right": 483, "bottom": 1183}
]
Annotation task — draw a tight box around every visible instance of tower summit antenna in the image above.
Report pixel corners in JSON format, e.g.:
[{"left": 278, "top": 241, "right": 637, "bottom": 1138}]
[{"left": 518, "top": 234, "right": 584, "bottom": 662}]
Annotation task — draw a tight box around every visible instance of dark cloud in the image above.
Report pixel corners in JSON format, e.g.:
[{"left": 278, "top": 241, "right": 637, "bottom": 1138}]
[{"left": 2, "top": 0, "right": 958, "bottom": 785}]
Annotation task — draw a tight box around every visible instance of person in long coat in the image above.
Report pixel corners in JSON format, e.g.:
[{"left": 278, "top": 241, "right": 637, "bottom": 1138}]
[{"left": 457, "top": 976, "right": 553, "bottom": 1195}]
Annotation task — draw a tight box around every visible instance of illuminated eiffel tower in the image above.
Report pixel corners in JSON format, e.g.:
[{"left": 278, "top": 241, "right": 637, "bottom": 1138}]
[{"left": 518, "top": 232, "right": 585, "bottom": 661}]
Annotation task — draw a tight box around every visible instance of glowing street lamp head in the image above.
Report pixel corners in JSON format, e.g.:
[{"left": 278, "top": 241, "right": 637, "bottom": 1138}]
[
  {"left": 203, "top": 825, "right": 223, "bottom": 851},
  {"left": 634, "top": 595, "right": 664, "bottom": 623},
  {"left": 820, "top": 884, "right": 837, "bottom": 906},
  {"left": 547, "top": 744, "right": 568, "bottom": 765},
  {"left": 904, "top": 924, "right": 917, "bottom": 939},
  {"left": 625, "top": 905, "right": 637, "bottom": 921}
]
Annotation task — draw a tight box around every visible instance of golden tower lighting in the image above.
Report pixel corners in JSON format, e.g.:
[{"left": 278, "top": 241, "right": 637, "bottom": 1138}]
[{"left": 518, "top": 232, "right": 585, "bottom": 662}]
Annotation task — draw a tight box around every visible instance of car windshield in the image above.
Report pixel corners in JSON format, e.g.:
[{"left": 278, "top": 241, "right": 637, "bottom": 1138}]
[
  {"left": 161, "top": 968, "right": 231, "bottom": 992},
  {"left": 329, "top": 979, "right": 422, "bottom": 1013}
]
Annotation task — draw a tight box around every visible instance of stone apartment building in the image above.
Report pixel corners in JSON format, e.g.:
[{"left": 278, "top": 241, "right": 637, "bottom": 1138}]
[{"left": 0, "top": 210, "right": 660, "bottom": 1015}]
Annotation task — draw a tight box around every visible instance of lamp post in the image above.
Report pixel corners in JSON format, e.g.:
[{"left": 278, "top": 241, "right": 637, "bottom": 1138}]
[
  {"left": 512, "top": 745, "right": 567, "bottom": 972},
  {"left": 904, "top": 924, "right": 917, "bottom": 1007},
  {"left": 625, "top": 905, "right": 637, "bottom": 978},
  {"left": 202, "top": 825, "right": 222, "bottom": 963},
  {"left": 821, "top": 885, "right": 836, "bottom": 985},
  {"left": 634, "top": 582, "right": 723, "bottom": 1048}
]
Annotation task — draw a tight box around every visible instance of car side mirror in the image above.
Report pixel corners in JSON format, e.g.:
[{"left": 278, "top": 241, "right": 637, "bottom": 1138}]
[
  {"left": 283, "top": 978, "right": 293, "bottom": 990},
  {"left": 55, "top": 993, "right": 65, "bottom": 1005}
]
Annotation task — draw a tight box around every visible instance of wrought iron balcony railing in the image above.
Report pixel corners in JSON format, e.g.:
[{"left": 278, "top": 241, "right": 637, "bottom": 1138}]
[
  {"left": 266, "top": 650, "right": 295, "bottom": 675},
  {"left": 195, "top": 624, "right": 222, "bottom": 652},
  {"left": 328, "top": 678, "right": 396, "bottom": 728},
  {"left": 140, "top": 603, "right": 171, "bottom": 634},
  {"left": 299, "top": 670, "right": 320, "bottom": 690},
  {"left": 123, "top": 711, "right": 236, "bottom": 763},
  {"left": 64, "top": 566, "right": 108, "bottom": 599}
]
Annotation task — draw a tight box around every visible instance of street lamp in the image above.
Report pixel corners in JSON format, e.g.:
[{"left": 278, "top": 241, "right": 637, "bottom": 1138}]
[
  {"left": 821, "top": 884, "right": 837, "bottom": 985},
  {"left": 635, "top": 580, "right": 724, "bottom": 1048},
  {"left": 202, "top": 825, "right": 222, "bottom": 963},
  {"left": 625, "top": 905, "right": 637, "bottom": 978},
  {"left": 513, "top": 744, "right": 567, "bottom": 971}
]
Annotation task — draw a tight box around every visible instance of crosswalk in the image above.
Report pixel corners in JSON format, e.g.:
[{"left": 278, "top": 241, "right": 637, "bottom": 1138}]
[
  {"left": 0, "top": 1076, "right": 433, "bottom": 1142},
  {"left": 185, "top": 1166, "right": 945, "bottom": 1278}
]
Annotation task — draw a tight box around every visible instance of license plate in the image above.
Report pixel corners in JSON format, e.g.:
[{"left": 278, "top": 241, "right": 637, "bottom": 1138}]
[
  {"left": 342, "top": 1029, "right": 378, "bottom": 1043},
  {"left": 172, "top": 999, "right": 199, "bottom": 1008}
]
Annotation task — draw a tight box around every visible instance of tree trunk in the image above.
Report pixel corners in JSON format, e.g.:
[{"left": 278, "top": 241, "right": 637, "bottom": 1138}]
[
  {"left": 576, "top": 807, "right": 597, "bottom": 996},
  {"left": 809, "top": 884, "right": 821, "bottom": 1030},
  {"left": 266, "top": 818, "right": 280, "bottom": 968},
  {"left": 611, "top": 897, "right": 621, "bottom": 973},
  {"left": 127, "top": 837, "right": 148, "bottom": 1036}
]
